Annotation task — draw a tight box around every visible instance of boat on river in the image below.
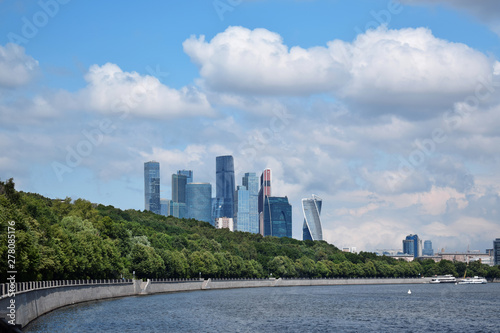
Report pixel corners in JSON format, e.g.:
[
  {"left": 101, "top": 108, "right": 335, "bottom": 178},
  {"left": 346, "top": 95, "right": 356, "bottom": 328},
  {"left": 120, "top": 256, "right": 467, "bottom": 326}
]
[
  {"left": 430, "top": 274, "right": 457, "bottom": 284},
  {"left": 457, "top": 276, "right": 487, "bottom": 284}
]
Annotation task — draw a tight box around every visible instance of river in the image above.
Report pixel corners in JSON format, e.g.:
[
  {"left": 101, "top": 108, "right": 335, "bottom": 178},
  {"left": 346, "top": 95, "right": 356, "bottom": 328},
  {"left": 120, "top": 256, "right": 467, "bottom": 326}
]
[{"left": 24, "top": 283, "right": 500, "bottom": 332}]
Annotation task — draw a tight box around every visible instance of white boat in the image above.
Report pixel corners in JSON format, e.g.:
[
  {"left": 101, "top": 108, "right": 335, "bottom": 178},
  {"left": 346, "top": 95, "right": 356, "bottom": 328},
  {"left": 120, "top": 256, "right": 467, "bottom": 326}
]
[
  {"left": 458, "top": 276, "right": 487, "bottom": 284},
  {"left": 430, "top": 274, "right": 457, "bottom": 284}
]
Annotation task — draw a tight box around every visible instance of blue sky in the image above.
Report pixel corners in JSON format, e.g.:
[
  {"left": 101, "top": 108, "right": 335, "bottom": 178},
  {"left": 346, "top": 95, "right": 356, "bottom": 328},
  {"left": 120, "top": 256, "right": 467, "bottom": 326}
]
[{"left": 1, "top": 0, "right": 500, "bottom": 252}]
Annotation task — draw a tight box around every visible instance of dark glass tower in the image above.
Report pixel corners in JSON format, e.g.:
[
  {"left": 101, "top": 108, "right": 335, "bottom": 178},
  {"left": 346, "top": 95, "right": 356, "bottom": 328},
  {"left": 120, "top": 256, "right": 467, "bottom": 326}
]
[
  {"left": 216, "top": 155, "right": 235, "bottom": 219},
  {"left": 258, "top": 169, "right": 271, "bottom": 235},
  {"left": 177, "top": 170, "right": 193, "bottom": 184},
  {"left": 494, "top": 238, "right": 500, "bottom": 266},
  {"left": 403, "top": 234, "right": 422, "bottom": 258},
  {"left": 263, "top": 196, "right": 292, "bottom": 238},
  {"left": 172, "top": 174, "right": 187, "bottom": 203},
  {"left": 144, "top": 161, "right": 160, "bottom": 214}
]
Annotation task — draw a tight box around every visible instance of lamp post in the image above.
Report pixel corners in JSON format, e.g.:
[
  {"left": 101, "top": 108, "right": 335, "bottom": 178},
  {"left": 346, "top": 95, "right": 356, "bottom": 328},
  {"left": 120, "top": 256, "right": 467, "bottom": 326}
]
[{"left": 199, "top": 272, "right": 201, "bottom": 280}]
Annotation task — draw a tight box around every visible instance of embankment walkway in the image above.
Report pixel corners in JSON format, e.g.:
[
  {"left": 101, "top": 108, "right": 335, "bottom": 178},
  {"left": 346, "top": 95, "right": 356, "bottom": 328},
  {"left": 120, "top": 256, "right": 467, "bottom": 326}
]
[{"left": 0, "top": 276, "right": 449, "bottom": 328}]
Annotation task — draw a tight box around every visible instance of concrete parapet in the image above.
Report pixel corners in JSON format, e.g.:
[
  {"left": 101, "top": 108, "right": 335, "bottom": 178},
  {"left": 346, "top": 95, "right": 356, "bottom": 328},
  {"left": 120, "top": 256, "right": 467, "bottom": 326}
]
[
  {"left": 0, "top": 281, "right": 137, "bottom": 328},
  {"left": 0, "top": 277, "right": 432, "bottom": 328}
]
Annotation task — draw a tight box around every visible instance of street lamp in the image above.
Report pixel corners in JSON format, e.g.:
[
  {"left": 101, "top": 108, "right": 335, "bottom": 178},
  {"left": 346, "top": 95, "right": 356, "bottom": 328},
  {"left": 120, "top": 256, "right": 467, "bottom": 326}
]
[{"left": 199, "top": 272, "right": 201, "bottom": 280}]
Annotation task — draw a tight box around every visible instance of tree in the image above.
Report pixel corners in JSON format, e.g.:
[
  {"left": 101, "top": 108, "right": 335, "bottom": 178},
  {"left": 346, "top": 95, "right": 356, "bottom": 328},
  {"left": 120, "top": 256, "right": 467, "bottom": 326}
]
[
  {"left": 438, "top": 260, "right": 457, "bottom": 276},
  {"left": 339, "top": 261, "right": 355, "bottom": 277},
  {"left": 189, "top": 251, "right": 218, "bottom": 278},
  {"left": 243, "top": 260, "right": 264, "bottom": 278},
  {"left": 363, "top": 261, "right": 377, "bottom": 277},
  {"left": 130, "top": 243, "right": 165, "bottom": 278},
  {"left": 159, "top": 250, "right": 188, "bottom": 278},
  {"left": 354, "top": 263, "right": 365, "bottom": 277},
  {"left": 316, "top": 261, "right": 330, "bottom": 278},
  {"left": 295, "top": 257, "right": 316, "bottom": 277},
  {"left": 268, "top": 256, "right": 297, "bottom": 278}
]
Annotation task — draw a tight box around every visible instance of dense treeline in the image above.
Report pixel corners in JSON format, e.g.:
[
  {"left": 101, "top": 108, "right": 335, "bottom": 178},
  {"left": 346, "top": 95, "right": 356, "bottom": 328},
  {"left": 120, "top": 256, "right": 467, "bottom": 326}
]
[{"left": 1, "top": 178, "right": 499, "bottom": 281}]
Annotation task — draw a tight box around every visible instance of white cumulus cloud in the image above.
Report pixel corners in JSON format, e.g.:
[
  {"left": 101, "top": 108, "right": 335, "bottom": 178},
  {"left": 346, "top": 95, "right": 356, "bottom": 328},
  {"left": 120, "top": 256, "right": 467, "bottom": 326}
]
[
  {"left": 183, "top": 26, "right": 349, "bottom": 95},
  {"left": 79, "top": 63, "right": 214, "bottom": 119},
  {"left": 184, "top": 26, "right": 496, "bottom": 116},
  {"left": 0, "top": 43, "right": 39, "bottom": 88}
]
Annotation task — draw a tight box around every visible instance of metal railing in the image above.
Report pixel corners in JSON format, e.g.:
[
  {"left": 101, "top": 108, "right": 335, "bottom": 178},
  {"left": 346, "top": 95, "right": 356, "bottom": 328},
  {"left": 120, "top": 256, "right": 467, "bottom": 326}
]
[{"left": 0, "top": 279, "right": 133, "bottom": 299}]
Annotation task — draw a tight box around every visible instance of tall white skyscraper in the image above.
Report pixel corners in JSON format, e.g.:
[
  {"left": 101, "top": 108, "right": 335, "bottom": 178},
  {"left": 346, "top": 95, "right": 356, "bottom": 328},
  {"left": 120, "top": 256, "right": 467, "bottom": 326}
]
[{"left": 302, "top": 195, "right": 323, "bottom": 241}]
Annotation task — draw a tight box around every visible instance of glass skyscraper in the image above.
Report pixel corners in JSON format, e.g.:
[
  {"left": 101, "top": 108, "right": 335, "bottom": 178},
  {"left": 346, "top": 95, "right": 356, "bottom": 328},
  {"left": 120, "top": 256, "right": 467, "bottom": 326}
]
[
  {"left": 177, "top": 170, "right": 193, "bottom": 184},
  {"left": 263, "top": 196, "right": 292, "bottom": 238},
  {"left": 494, "top": 238, "right": 500, "bottom": 266},
  {"left": 160, "top": 198, "right": 169, "bottom": 217},
  {"left": 186, "top": 183, "right": 212, "bottom": 224},
  {"left": 167, "top": 200, "right": 187, "bottom": 219},
  {"left": 258, "top": 169, "right": 271, "bottom": 236},
  {"left": 237, "top": 172, "right": 259, "bottom": 234},
  {"left": 212, "top": 197, "right": 223, "bottom": 226},
  {"left": 216, "top": 155, "right": 235, "bottom": 219},
  {"left": 172, "top": 174, "right": 187, "bottom": 203},
  {"left": 234, "top": 185, "right": 250, "bottom": 232},
  {"left": 403, "top": 234, "right": 422, "bottom": 258},
  {"left": 302, "top": 195, "right": 323, "bottom": 241},
  {"left": 144, "top": 161, "right": 160, "bottom": 214},
  {"left": 422, "top": 240, "right": 434, "bottom": 256}
]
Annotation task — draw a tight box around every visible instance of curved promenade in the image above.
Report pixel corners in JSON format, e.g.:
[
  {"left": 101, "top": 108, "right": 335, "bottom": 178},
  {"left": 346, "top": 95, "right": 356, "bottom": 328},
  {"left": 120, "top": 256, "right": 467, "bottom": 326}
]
[{"left": 0, "top": 276, "right": 437, "bottom": 328}]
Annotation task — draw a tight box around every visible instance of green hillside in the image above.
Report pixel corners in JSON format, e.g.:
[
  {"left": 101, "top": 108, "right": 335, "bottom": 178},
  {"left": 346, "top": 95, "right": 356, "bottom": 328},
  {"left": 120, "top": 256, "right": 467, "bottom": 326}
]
[{"left": 1, "top": 178, "right": 499, "bottom": 281}]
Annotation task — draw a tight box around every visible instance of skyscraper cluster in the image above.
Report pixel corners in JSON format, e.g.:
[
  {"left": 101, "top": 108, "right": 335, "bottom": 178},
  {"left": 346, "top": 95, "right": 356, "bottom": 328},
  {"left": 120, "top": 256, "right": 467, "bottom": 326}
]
[
  {"left": 402, "top": 234, "right": 435, "bottom": 258},
  {"left": 402, "top": 234, "right": 422, "bottom": 258},
  {"left": 144, "top": 155, "right": 295, "bottom": 238}
]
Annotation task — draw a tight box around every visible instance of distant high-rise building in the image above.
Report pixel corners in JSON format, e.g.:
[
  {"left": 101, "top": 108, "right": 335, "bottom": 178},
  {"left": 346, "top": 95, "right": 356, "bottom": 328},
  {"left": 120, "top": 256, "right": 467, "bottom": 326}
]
[
  {"left": 186, "top": 183, "right": 212, "bottom": 224},
  {"left": 170, "top": 201, "right": 187, "bottom": 219},
  {"left": 160, "top": 198, "right": 187, "bottom": 218},
  {"left": 144, "top": 161, "right": 160, "bottom": 214},
  {"left": 403, "top": 234, "right": 422, "bottom": 258},
  {"left": 212, "top": 197, "right": 224, "bottom": 226},
  {"left": 160, "top": 198, "right": 169, "bottom": 217},
  {"left": 177, "top": 170, "right": 193, "bottom": 184},
  {"left": 423, "top": 240, "right": 434, "bottom": 256},
  {"left": 302, "top": 195, "right": 323, "bottom": 241},
  {"left": 215, "top": 217, "right": 234, "bottom": 231},
  {"left": 258, "top": 169, "right": 271, "bottom": 236},
  {"left": 494, "top": 238, "right": 500, "bottom": 266},
  {"left": 234, "top": 173, "right": 259, "bottom": 233},
  {"left": 234, "top": 185, "right": 249, "bottom": 232},
  {"left": 242, "top": 172, "right": 259, "bottom": 234},
  {"left": 263, "top": 196, "right": 292, "bottom": 238},
  {"left": 172, "top": 174, "right": 188, "bottom": 203},
  {"left": 216, "top": 155, "right": 235, "bottom": 219}
]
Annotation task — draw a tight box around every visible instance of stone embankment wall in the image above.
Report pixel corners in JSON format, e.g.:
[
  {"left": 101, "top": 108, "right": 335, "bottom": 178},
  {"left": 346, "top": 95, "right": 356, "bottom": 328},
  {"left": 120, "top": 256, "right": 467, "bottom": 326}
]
[{"left": 0, "top": 276, "right": 435, "bottom": 328}]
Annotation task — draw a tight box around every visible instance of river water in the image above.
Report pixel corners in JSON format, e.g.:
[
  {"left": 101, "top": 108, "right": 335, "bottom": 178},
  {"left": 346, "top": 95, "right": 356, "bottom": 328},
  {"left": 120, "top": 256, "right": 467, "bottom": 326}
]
[{"left": 24, "top": 283, "right": 500, "bottom": 332}]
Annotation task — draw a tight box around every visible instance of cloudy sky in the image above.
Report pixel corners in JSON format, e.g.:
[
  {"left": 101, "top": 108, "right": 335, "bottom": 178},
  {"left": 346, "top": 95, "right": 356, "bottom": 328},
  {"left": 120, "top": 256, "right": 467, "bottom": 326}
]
[{"left": 1, "top": 0, "right": 500, "bottom": 252}]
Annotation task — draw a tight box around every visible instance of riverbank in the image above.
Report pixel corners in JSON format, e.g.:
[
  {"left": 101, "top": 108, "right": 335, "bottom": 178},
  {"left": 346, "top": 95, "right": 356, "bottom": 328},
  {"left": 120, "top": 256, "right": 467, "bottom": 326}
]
[{"left": 1, "top": 276, "right": 494, "bottom": 328}]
